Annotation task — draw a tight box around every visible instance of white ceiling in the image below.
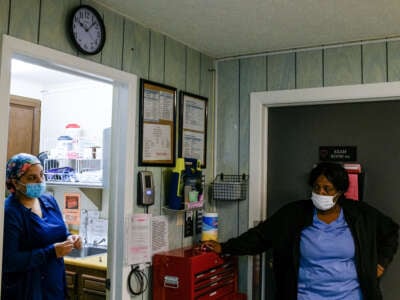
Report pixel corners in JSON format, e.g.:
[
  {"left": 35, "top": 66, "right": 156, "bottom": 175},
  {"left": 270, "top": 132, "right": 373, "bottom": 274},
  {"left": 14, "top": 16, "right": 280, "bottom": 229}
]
[
  {"left": 11, "top": 59, "right": 101, "bottom": 97},
  {"left": 97, "top": 0, "right": 400, "bottom": 59},
  {"left": 11, "top": 59, "right": 89, "bottom": 88}
]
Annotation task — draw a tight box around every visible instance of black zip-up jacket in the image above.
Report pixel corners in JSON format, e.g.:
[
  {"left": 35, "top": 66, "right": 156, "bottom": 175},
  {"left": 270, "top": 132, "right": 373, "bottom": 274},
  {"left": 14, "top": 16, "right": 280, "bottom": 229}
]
[{"left": 221, "top": 197, "right": 399, "bottom": 299}]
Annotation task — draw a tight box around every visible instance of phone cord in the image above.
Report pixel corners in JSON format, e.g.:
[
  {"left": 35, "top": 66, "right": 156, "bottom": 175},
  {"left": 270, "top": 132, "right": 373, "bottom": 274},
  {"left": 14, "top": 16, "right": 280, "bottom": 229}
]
[{"left": 127, "top": 265, "right": 148, "bottom": 296}]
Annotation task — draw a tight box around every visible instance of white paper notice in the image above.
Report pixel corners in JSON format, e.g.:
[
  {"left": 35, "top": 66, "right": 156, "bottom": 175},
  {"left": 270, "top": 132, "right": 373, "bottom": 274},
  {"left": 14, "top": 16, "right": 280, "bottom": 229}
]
[
  {"left": 126, "top": 214, "right": 152, "bottom": 265},
  {"left": 87, "top": 218, "right": 108, "bottom": 245},
  {"left": 143, "top": 123, "right": 171, "bottom": 160},
  {"left": 143, "top": 88, "right": 174, "bottom": 122},
  {"left": 182, "top": 130, "right": 204, "bottom": 162},
  {"left": 183, "top": 96, "right": 205, "bottom": 131},
  {"left": 152, "top": 215, "right": 168, "bottom": 254},
  {"left": 143, "top": 89, "right": 160, "bottom": 121}
]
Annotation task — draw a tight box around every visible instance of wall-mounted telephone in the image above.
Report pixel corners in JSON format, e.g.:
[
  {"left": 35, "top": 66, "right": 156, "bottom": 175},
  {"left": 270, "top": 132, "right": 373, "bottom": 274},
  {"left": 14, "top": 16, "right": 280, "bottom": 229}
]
[{"left": 137, "top": 171, "right": 155, "bottom": 206}]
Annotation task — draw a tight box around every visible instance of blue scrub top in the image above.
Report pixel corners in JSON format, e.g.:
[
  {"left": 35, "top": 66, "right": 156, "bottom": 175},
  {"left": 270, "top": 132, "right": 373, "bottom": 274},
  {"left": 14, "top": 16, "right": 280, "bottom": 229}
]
[
  {"left": 298, "top": 208, "right": 363, "bottom": 300},
  {"left": 2, "top": 193, "right": 69, "bottom": 299}
]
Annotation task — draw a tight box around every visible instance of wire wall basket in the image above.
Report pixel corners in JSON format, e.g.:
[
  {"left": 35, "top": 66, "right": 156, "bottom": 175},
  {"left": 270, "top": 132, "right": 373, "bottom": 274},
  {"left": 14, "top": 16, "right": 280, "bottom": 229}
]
[{"left": 211, "top": 173, "right": 248, "bottom": 201}]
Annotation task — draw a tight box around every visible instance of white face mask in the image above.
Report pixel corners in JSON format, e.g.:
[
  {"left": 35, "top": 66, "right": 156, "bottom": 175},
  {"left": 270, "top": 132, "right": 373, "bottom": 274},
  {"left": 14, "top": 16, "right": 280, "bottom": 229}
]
[{"left": 311, "top": 192, "right": 337, "bottom": 211}]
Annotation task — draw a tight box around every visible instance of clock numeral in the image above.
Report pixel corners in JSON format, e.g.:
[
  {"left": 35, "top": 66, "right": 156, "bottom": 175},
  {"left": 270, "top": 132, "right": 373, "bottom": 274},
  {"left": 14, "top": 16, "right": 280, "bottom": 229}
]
[{"left": 71, "top": 6, "right": 104, "bottom": 54}]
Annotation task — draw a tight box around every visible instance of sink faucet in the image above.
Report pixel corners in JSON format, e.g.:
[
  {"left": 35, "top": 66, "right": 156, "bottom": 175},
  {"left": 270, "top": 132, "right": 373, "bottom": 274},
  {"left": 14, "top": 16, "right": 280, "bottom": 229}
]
[{"left": 93, "top": 238, "right": 106, "bottom": 247}]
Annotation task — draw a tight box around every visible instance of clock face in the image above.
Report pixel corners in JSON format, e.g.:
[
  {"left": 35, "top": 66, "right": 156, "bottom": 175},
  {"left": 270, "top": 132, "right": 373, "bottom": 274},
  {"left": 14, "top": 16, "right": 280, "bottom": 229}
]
[{"left": 70, "top": 5, "right": 105, "bottom": 55}]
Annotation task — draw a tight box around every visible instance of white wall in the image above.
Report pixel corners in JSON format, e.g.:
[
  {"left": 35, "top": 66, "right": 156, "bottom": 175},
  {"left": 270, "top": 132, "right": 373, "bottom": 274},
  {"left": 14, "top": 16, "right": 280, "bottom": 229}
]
[
  {"left": 40, "top": 81, "right": 112, "bottom": 152},
  {"left": 10, "top": 79, "right": 43, "bottom": 99}
]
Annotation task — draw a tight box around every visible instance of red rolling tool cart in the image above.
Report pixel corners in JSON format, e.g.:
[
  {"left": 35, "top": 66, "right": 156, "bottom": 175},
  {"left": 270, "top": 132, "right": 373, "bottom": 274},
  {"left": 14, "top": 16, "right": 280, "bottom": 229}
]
[{"left": 152, "top": 246, "right": 246, "bottom": 300}]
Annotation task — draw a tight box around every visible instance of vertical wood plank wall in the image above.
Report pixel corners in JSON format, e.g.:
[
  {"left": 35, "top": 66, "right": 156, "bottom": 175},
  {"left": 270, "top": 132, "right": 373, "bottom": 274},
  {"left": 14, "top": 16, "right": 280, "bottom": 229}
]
[
  {"left": 1, "top": 0, "right": 214, "bottom": 299},
  {"left": 216, "top": 41, "right": 400, "bottom": 293}
]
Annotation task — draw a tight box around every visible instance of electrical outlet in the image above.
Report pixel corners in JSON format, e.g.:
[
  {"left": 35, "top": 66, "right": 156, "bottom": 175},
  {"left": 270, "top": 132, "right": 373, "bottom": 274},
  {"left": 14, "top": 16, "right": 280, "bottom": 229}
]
[
  {"left": 195, "top": 209, "right": 203, "bottom": 234},
  {"left": 184, "top": 211, "right": 194, "bottom": 237}
]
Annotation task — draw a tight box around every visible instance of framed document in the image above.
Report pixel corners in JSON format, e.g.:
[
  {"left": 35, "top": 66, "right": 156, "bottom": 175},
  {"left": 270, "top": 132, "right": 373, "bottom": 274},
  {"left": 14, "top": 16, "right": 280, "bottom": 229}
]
[
  {"left": 139, "top": 79, "right": 177, "bottom": 166},
  {"left": 178, "top": 91, "right": 208, "bottom": 168}
]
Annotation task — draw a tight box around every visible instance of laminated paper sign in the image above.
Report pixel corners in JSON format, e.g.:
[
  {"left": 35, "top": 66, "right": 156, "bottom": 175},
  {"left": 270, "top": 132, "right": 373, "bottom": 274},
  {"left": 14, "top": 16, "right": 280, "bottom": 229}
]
[{"left": 63, "top": 193, "right": 81, "bottom": 225}]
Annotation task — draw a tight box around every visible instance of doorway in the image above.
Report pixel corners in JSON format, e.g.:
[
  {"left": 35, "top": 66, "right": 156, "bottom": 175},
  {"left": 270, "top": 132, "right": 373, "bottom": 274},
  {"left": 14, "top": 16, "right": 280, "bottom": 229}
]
[
  {"left": 248, "top": 82, "right": 400, "bottom": 299},
  {"left": 0, "top": 35, "right": 137, "bottom": 299}
]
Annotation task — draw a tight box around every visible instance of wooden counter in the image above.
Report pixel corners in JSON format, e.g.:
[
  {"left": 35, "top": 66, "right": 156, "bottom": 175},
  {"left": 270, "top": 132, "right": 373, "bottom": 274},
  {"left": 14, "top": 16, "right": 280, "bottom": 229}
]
[{"left": 64, "top": 253, "right": 107, "bottom": 270}]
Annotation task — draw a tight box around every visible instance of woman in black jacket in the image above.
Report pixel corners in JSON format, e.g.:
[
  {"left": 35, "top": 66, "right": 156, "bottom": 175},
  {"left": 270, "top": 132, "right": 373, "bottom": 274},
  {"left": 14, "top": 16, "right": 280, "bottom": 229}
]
[{"left": 202, "top": 162, "right": 399, "bottom": 299}]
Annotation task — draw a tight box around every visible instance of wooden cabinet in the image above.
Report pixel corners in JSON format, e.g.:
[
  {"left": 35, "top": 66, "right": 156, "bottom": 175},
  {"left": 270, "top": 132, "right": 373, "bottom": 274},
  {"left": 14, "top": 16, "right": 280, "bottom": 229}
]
[{"left": 65, "top": 264, "right": 107, "bottom": 299}]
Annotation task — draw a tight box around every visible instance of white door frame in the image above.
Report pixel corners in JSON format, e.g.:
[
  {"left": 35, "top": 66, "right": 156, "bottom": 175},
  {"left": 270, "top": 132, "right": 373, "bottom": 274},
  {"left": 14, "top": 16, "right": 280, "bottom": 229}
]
[
  {"left": 248, "top": 81, "right": 400, "bottom": 298},
  {"left": 0, "top": 35, "right": 137, "bottom": 299}
]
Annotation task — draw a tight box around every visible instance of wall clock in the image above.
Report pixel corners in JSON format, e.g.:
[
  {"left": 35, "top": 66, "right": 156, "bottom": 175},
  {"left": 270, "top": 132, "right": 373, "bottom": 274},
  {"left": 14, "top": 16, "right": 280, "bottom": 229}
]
[{"left": 70, "top": 5, "right": 106, "bottom": 55}]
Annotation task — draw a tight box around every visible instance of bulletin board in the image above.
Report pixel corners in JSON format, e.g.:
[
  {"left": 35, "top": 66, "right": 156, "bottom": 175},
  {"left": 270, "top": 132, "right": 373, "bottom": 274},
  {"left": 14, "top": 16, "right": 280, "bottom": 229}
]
[{"left": 138, "top": 79, "right": 177, "bottom": 166}]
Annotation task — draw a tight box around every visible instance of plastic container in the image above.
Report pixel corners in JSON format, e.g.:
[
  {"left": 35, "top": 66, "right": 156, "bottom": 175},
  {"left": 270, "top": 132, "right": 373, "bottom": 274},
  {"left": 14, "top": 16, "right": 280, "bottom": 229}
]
[
  {"left": 65, "top": 123, "right": 81, "bottom": 139},
  {"left": 201, "top": 213, "right": 218, "bottom": 241}
]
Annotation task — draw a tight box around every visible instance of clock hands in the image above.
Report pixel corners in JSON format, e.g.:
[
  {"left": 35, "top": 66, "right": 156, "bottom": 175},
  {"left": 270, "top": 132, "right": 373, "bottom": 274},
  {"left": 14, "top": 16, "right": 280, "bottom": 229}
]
[
  {"left": 76, "top": 19, "right": 97, "bottom": 42},
  {"left": 77, "top": 18, "right": 97, "bottom": 32},
  {"left": 86, "top": 21, "right": 97, "bottom": 32}
]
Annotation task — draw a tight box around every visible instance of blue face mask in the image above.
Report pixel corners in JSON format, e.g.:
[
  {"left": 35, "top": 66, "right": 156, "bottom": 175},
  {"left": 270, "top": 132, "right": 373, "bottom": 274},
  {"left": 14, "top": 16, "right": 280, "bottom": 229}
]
[{"left": 19, "top": 182, "right": 46, "bottom": 198}]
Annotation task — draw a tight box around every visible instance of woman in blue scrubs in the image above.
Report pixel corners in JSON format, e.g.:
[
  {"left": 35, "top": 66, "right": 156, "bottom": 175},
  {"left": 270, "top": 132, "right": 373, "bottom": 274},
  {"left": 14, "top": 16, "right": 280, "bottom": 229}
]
[
  {"left": 2, "top": 153, "right": 82, "bottom": 299},
  {"left": 201, "top": 162, "right": 399, "bottom": 299}
]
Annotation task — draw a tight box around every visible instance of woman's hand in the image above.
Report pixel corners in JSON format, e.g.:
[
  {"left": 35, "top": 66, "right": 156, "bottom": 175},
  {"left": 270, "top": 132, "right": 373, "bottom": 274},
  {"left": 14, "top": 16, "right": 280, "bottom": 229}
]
[
  {"left": 377, "top": 264, "right": 385, "bottom": 278},
  {"left": 54, "top": 240, "right": 74, "bottom": 258},
  {"left": 200, "top": 240, "right": 222, "bottom": 253},
  {"left": 68, "top": 234, "right": 83, "bottom": 250}
]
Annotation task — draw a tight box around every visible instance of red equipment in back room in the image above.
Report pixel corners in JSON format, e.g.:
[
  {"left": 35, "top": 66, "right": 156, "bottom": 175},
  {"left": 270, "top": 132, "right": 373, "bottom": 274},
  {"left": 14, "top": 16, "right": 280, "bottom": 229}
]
[{"left": 152, "top": 246, "right": 247, "bottom": 300}]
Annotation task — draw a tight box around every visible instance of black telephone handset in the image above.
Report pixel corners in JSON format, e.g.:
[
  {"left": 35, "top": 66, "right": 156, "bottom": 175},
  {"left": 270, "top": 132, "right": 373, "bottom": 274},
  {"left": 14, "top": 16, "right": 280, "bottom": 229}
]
[{"left": 137, "top": 171, "right": 155, "bottom": 206}]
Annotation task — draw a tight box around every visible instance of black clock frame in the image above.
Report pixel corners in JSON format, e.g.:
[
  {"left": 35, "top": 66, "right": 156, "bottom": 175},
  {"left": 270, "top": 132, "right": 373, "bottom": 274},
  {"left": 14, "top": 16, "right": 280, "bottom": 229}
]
[{"left": 69, "top": 5, "right": 106, "bottom": 55}]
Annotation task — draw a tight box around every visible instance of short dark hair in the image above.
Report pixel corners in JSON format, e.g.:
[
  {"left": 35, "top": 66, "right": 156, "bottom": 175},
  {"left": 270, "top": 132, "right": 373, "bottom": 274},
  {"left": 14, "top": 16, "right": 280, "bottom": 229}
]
[{"left": 308, "top": 162, "right": 349, "bottom": 192}]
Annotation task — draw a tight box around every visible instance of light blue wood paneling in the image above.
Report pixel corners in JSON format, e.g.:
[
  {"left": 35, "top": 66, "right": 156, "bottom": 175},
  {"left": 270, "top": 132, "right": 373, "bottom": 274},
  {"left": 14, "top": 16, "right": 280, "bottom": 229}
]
[
  {"left": 149, "top": 30, "right": 165, "bottom": 83},
  {"left": 9, "top": 0, "right": 40, "bottom": 43},
  {"left": 186, "top": 48, "right": 201, "bottom": 94},
  {"left": 121, "top": 19, "right": 136, "bottom": 74},
  {"left": 200, "top": 55, "right": 213, "bottom": 99},
  {"left": 238, "top": 56, "right": 266, "bottom": 231},
  {"left": 165, "top": 37, "right": 186, "bottom": 90},
  {"left": 130, "top": 23, "right": 152, "bottom": 220},
  {"left": 362, "top": 42, "right": 387, "bottom": 83},
  {"left": 387, "top": 41, "right": 400, "bottom": 82},
  {"left": 239, "top": 56, "right": 266, "bottom": 174},
  {"left": 39, "top": 0, "right": 78, "bottom": 55},
  {"left": 164, "top": 37, "right": 186, "bottom": 250},
  {"left": 200, "top": 55, "right": 214, "bottom": 176},
  {"left": 216, "top": 60, "right": 239, "bottom": 242},
  {"left": 130, "top": 22, "right": 150, "bottom": 79},
  {"left": 167, "top": 213, "right": 184, "bottom": 250},
  {"left": 0, "top": 0, "right": 9, "bottom": 35},
  {"left": 267, "top": 53, "right": 295, "bottom": 91},
  {"left": 216, "top": 60, "right": 239, "bottom": 173},
  {"left": 237, "top": 56, "right": 266, "bottom": 293},
  {"left": 296, "top": 50, "right": 323, "bottom": 88},
  {"left": 324, "top": 45, "right": 362, "bottom": 86},
  {"left": 101, "top": 8, "right": 124, "bottom": 70},
  {"left": 0, "top": 0, "right": 9, "bottom": 52}
]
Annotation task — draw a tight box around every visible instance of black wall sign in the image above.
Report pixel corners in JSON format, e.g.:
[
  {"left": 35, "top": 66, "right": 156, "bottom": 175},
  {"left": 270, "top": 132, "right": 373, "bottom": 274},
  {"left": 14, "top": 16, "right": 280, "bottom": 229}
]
[{"left": 319, "top": 146, "right": 357, "bottom": 162}]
